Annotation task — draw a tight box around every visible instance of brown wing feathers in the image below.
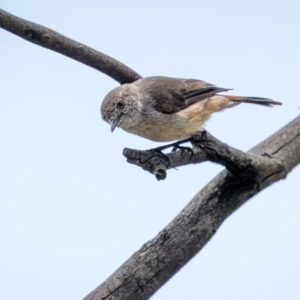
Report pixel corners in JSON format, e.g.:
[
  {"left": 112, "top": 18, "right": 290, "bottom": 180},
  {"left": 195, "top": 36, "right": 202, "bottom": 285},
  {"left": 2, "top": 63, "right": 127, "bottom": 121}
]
[
  {"left": 183, "top": 86, "right": 231, "bottom": 103},
  {"left": 146, "top": 77, "right": 230, "bottom": 114},
  {"left": 141, "top": 76, "right": 281, "bottom": 114}
]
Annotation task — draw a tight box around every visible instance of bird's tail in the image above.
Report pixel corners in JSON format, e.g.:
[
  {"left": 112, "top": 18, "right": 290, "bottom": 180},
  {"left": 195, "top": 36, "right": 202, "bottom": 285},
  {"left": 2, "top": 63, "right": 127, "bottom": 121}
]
[{"left": 223, "top": 95, "right": 282, "bottom": 107}]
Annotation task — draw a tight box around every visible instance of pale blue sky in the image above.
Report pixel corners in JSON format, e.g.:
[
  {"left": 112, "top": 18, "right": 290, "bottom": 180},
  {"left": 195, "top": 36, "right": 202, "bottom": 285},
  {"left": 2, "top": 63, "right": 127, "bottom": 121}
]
[{"left": 1, "top": 1, "right": 300, "bottom": 299}]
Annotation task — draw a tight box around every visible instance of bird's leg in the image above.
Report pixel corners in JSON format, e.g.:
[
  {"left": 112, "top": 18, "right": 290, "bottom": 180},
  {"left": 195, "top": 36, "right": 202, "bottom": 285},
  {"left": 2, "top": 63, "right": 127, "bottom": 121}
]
[
  {"left": 150, "top": 138, "right": 192, "bottom": 153},
  {"left": 171, "top": 140, "right": 194, "bottom": 153}
]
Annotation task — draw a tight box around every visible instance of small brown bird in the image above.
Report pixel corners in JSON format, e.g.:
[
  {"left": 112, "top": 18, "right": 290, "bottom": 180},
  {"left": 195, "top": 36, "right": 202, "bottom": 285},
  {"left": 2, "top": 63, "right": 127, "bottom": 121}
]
[{"left": 101, "top": 76, "right": 281, "bottom": 142}]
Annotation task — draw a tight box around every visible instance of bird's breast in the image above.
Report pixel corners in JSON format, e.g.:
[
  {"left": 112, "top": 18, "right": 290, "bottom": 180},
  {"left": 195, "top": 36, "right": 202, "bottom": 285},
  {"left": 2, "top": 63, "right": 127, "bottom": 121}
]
[{"left": 120, "top": 101, "right": 211, "bottom": 142}]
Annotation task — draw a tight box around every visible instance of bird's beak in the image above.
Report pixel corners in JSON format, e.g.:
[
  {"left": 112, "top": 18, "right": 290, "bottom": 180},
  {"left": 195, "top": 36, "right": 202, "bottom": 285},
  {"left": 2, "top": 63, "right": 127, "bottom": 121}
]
[{"left": 110, "top": 115, "right": 122, "bottom": 132}]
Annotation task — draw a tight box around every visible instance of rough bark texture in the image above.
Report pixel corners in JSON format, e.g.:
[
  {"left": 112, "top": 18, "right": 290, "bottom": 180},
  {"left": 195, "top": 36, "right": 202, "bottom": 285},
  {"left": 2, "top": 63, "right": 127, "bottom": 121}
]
[
  {"left": 0, "top": 9, "right": 142, "bottom": 84},
  {"left": 1, "top": 8, "right": 300, "bottom": 300},
  {"left": 123, "top": 130, "right": 286, "bottom": 180},
  {"left": 84, "top": 116, "right": 300, "bottom": 300}
]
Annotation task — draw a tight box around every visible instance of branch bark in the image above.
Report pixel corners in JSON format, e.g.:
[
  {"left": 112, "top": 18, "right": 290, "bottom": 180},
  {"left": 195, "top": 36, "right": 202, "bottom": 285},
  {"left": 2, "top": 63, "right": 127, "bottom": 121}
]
[
  {"left": 84, "top": 116, "right": 300, "bottom": 300},
  {"left": 1, "top": 8, "right": 300, "bottom": 300},
  {"left": 123, "top": 130, "right": 285, "bottom": 180},
  {"left": 0, "top": 9, "right": 142, "bottom": 84}
]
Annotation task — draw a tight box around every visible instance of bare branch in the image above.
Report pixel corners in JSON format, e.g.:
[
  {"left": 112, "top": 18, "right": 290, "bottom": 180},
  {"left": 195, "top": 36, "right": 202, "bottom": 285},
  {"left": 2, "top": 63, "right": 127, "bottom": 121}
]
[
  {"left": 84, "top": 116, "right": 300, "bottom": 300},
  {"left": 0, "top": 9, "right": 142, "bottom": 84},
  {"left": 123, "top": 130, "right": 284, "bottom": 180}
]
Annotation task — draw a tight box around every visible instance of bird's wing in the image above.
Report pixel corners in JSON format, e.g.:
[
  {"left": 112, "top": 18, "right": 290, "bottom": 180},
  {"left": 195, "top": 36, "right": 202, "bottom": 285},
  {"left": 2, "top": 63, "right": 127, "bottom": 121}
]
[{"left": 138, "top": 77, "right": 230, "bottom": 114}]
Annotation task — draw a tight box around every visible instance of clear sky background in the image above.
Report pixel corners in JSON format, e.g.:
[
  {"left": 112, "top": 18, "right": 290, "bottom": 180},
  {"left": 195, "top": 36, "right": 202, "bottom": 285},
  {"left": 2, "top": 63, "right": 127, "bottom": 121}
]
[{"left": 1, "top": 1, "right": 300, "bottom": 299}]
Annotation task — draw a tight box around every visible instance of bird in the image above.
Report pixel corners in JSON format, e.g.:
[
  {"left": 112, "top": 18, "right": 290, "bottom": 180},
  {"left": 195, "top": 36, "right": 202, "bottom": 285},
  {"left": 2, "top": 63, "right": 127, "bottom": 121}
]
[{"left": 101, "top": 76, "right": 281, "bottom": 143}]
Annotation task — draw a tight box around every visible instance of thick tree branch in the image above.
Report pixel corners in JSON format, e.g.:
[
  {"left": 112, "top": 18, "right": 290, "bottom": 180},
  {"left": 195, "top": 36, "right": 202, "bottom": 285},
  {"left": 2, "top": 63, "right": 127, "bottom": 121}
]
[
  {"left": 0, "top": 9, "right": 142, "bottom": 84},
  {"left": 84, "top": 116, "right": 300, "bottom": 300}
]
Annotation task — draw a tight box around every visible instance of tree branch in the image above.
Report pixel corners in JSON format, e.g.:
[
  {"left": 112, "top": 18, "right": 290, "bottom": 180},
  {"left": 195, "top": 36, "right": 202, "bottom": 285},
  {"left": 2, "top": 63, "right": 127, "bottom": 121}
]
[
  {"left": 84, "top": 116, "right": 300, "bottom": 300},
  {"left": 0, "top": 9, "right": 142, "bottom": 84},
  {"left": 123, "top": 130, "right": 284, "bottom": 180}
]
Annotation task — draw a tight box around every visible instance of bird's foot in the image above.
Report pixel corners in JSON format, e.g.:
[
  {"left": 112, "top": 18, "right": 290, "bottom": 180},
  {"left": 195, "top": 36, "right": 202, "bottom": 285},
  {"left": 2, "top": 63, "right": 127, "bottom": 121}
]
[
  {"left": 147, "top": 147, "right": 171, "bottom": 167},
  {"left": 148, "top": 140, "right": 188, "bottom": 168}
]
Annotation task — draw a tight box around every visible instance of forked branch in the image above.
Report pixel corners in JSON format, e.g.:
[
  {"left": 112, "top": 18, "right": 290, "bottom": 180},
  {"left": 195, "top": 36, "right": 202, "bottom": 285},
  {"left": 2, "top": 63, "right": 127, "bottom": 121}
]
[
  {"left": 123, "top": 130, "right": 284, "bottom": 180},
  {"left": 85, "top": 116, "right": 300, "bottom": 300}
]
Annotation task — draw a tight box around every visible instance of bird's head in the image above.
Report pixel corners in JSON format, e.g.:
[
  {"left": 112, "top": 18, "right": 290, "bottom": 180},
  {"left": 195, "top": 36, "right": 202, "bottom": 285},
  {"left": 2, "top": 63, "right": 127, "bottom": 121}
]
[{"left": 101, "top": 84, "right": 138, "bottom": 132}]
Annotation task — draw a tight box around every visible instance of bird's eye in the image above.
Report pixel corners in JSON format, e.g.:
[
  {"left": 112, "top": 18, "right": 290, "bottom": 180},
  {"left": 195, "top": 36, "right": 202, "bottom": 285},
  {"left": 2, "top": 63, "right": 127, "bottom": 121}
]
[{"left": 117, "top": 101, "right": 125, "bottom": 109}]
